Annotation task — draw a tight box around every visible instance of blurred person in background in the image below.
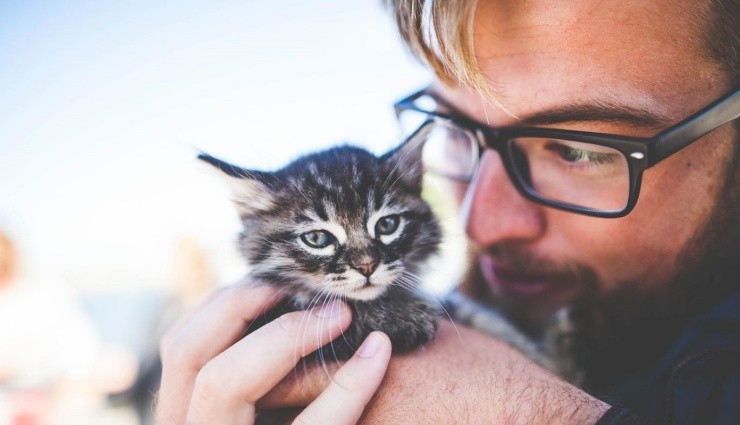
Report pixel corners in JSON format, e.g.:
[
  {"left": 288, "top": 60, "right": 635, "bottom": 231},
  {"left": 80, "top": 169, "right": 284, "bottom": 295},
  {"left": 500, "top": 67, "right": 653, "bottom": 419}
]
[
  {"left": 0, "top": 230, "right": 18, "bottom": 291},
  {"left": 0, "top": 228, "right": 108, "bottom": 424}
]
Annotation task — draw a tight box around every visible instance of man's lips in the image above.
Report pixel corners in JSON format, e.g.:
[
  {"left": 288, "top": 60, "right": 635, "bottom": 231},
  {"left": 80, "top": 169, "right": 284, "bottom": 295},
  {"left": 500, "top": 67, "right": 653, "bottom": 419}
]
[{"left": 479, "top": 255, "right": 568, "bottom": 299}]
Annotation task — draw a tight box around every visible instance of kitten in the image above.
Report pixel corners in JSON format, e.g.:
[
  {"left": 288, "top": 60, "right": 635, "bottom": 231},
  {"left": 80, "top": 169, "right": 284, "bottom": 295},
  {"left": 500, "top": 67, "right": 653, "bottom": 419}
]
[
  {"left": 199, "top": 126, "right": 442, "bottom": 360},
  {"left": 199, "top": 130, "right": 572, "bottom": 376}
]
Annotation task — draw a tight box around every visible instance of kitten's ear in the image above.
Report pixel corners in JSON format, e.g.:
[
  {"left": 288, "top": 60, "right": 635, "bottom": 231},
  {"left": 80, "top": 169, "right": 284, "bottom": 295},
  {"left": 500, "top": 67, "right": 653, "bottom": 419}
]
[
  {"left": 197, "top": 152, "right": 275, "bottom": 216},
  {"left": 381, "top": 123, "right": 433, "bottom": 192}
]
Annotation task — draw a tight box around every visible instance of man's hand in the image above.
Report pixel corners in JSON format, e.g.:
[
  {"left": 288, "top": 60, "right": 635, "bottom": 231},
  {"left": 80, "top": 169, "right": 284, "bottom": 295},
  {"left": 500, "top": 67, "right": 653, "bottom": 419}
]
[
  {"left": 156, "top": 281, "right": 392, "bottom": 425},
  {"left": 260, "top": 320, "right": 611, "bottom": 424}
]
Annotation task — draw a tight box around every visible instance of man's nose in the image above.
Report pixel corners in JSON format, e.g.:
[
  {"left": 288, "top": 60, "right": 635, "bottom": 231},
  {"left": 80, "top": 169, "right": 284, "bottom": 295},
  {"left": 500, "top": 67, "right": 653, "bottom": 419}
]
[{"left": 463, "top": 151, "right": 546, "bottom": 246}]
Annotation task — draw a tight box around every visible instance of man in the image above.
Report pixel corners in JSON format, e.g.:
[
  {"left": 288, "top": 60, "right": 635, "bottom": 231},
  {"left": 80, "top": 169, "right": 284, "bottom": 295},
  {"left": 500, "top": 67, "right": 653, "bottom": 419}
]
[{"left": 156, "top": 0, "right": 738, "bottom": 423}]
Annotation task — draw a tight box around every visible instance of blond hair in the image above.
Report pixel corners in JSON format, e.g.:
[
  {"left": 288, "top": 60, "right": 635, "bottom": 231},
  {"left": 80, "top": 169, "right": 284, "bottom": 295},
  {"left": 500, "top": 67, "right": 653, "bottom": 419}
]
[
  {"left": 384, "top": 0, "right": 508, "bottom": 110},
  {"left": 385, "top": 0, "right": 738, "bottom": 93}
]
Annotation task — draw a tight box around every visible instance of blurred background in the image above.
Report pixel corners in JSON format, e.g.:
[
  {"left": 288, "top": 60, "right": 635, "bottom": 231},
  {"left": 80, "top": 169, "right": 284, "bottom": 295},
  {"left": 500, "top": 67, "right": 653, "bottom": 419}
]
[{"left": 0, "top": 1, "right": 466, "bottom": 424}]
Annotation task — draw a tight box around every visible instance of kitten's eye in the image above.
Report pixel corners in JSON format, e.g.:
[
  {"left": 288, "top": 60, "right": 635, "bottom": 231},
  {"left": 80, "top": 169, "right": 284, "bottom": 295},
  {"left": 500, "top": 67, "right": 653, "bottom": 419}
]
[
  {"left": 300, "top": 230, "right": 335, "bottom": 248},
  {"left": 375, "top": 214, "right": 401, "bottom": 236}
]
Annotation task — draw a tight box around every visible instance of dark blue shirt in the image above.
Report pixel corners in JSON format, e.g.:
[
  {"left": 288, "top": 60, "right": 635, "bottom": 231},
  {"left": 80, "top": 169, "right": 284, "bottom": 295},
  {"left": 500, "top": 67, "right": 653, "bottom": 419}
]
[{"left": 597, "top": 290, "right": 740, "bottom": 425}]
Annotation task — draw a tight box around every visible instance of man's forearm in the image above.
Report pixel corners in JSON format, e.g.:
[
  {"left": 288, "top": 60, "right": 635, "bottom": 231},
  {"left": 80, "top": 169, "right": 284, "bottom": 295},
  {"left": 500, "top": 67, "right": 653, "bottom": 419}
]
[
  {"left": 261, "top": 320, "right": 610, "bottom": 424},
  {"left": 359, "top": 321, "right": 610, "bottom": 424}
]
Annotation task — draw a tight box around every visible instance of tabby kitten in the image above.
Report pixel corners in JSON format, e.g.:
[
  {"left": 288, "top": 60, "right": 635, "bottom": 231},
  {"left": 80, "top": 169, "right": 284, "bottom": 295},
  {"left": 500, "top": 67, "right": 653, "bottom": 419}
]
[{"left": 199, "top": 126, "right": 442, "bottom": 360}]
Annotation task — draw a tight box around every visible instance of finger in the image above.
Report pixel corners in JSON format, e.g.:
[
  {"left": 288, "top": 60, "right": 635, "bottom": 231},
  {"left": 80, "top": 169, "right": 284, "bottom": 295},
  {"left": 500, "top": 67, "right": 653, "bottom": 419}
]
[
  {"left": 257, "top": 359, "right": 338, "bottom": 410},
  {"left": 164, "top": 277, "right": 276, "bottom": 342},
  {"left": 294, "top": 332, "right": 391, "bottom": 425},
  {"left": 185, "top": 300, "right": 352, "bottom": 425},
  {"left": 157, "top": 283, "right": 282, "bottom": 425}
]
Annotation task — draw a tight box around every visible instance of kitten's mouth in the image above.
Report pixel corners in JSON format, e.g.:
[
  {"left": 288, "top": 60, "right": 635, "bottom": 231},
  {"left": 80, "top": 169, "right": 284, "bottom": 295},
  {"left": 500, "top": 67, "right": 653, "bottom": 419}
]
[
  {"left": 343, "top": 280, "right": 387, "bottom": 301},
  {"left": 357, "top": 279, "right": 380, "bottom": 292},
  {"left": 360, "top": 281, "right": 378, "bottom": 291},
  {"left": 328, "top": 270, "right": 396, "bottom": 301}
]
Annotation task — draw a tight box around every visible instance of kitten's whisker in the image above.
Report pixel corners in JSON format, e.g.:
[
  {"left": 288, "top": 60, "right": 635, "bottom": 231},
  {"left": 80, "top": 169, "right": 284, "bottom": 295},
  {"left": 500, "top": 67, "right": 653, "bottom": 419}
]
[
  {"left": 381, "top": 139, "right": 420, "bottom": 192},
  {"left": 397, "top": 273, "right": 463, "bottom": 344},
  {"left": 392, "top": 276, "right": 419, "bottom": 292},
  {"left": 318, "top": 293, "right": 330, "bottom": 374},
  {"left": 415, "top": 261, "right": 467, "bottom": 282},
  {"left": 301, "top": 289, "right": 329, "bottom": 383},
  {"left": 295, "top": 289, "right": 329, "bottom": 381},
  {"left": 295, "top": 185, "right": 313, "bottom": 205},
  {"left": 298, "top": 290, "right": 324, "bottom": 351},
  {"left": 242, "top": 281, "right": 284, "bottom": 335},
  {"left": 317, "top": 292, "right": 338, "bottom": 381},
  {"left": 326, "top": 292, "right": 352, "bottom": 387},
  {"left": 410, "top": 260, "right": 470, "bottom": 295},
  {"left": 317, "top": 292, "right": 338, "bottom": 379},
  {"left": 334, "top": 292, "right": 351, "bottom": 363},
  {"left": 326, "top": 292, "right": 342, "bottom": 365},
  {"left": 380, "top": 156, "right": 405, "bottom": 193},
  {"left": 385, "top": 157, "right": 425, "bottom": 194},
  {"left": 294, "top": 289, "right": 332, "bottom": 403},
  {"left": 334, "top": 292, "right": 354, "bottom": 360}
]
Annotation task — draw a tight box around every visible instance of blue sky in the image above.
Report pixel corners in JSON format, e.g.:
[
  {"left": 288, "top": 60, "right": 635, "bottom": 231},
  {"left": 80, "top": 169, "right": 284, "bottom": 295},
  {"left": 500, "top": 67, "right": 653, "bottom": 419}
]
[{"left": 0, "top": 1, "right": 430, "bottom": 290}]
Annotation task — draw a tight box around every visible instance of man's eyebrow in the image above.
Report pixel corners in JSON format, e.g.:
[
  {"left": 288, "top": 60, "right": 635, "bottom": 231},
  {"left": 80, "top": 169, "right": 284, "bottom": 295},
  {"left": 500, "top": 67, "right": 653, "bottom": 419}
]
[
  {"left": 426, "top": 88, "right": 672, "bottom": 129},
  {"left": 520, "top": 101, "right": 672, "bottom": 129}
]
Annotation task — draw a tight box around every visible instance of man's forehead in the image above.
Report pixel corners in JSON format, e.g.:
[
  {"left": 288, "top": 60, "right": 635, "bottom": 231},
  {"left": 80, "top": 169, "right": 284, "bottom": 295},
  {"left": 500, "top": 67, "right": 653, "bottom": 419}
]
[
  {"left": 441, "top": 0, "right": 720, "bottom": 128},
  {"left": 475, "top": 0, "right": 700, "bottom": 38}
]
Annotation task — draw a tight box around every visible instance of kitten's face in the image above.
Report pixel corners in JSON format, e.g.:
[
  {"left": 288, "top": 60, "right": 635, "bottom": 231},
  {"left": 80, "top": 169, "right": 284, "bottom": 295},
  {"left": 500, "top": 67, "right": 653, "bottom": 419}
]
[
  {"left": 267, "top": 188, "right": 427, "bottom": 301},
  {"left": 200, "top": 133, "right": 440, "bottom": 302}
]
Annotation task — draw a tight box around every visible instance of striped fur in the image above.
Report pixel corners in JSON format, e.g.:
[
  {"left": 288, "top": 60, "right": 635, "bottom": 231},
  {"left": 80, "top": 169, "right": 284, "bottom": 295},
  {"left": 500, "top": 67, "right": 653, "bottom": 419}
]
[{"left": 200, "top": 135, "right": 442, "bottom": 359}]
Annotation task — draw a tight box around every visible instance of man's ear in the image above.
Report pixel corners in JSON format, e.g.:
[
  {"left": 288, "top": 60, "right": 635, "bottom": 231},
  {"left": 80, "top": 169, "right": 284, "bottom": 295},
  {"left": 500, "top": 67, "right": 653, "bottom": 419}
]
[
  {"left": 380, "top": 123, "right": 432, "bottom": 193},
  {"left": 197, "top": 152, "right": 275, "bottom": 216}
]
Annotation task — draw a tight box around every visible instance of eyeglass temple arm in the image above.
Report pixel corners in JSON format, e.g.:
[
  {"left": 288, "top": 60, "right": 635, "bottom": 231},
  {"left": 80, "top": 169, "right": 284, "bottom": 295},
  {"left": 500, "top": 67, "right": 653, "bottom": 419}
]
[{"left": 649, "top": 89, "right": 740, "bottom": 166}]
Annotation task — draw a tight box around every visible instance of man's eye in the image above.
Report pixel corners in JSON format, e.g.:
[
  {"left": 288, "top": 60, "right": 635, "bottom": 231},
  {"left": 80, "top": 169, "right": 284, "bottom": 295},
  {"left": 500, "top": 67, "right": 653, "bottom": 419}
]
[
  {"left": 300, "top": 230, "right": 335, "bottom": 248},
  {"left": 375, "top": 215, "right": 401, "bottom": 236},
  {"left": 545, "top": 143, "right": 617, "bottom": 165}
]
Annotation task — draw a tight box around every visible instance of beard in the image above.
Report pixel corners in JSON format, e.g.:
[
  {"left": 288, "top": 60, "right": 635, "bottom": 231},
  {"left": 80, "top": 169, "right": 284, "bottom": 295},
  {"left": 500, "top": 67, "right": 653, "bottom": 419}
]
[
  {"left": 461, "top": 140, "right": 740, "bottom": 389},
  {"left": 571, "top": 183, "right": 739, "bottom": 390},
  {"left": 569, "top": 139, "right": 740, "bottom": 390}
]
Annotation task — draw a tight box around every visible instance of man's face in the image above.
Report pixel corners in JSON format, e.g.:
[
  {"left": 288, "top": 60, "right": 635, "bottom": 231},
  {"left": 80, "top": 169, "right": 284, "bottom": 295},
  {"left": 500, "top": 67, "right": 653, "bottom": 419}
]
[{"left": 437, "top": 0, "right": 736, "bottom": 330}]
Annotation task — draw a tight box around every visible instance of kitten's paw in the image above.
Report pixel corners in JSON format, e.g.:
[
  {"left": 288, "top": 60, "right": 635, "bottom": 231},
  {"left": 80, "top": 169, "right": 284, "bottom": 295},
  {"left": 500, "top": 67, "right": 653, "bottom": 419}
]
[
  {"left": 310, "top": 295, "right": 441, "bottom": 361},
  {"left": 380, "top": 297, "right": 439, "bottom": 353}
]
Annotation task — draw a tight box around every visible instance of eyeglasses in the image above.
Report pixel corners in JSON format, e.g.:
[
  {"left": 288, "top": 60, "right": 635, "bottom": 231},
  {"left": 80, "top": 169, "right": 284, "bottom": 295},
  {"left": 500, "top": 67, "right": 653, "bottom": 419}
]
[{"left": 394, "top": 87, "right": 740, "bottom": 218}]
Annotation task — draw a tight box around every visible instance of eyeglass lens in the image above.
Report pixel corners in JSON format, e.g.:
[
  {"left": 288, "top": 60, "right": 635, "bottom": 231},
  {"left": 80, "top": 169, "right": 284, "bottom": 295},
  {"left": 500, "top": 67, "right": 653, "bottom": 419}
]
[
  {"left": 508, "top": 138, "right": 630, "bottom": 211},
  {"left": 400, "top": 108, "right": 631, "bottom": 212}
]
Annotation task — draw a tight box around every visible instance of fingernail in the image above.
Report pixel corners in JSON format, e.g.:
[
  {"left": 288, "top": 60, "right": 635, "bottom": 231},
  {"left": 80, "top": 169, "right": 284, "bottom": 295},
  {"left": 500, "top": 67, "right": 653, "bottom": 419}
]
[
  {"left": 313, "top": 300, "right": 346, "bottom": 318},
  {"left": 358, "top": 332, "right": 385, "bottom": 358}
]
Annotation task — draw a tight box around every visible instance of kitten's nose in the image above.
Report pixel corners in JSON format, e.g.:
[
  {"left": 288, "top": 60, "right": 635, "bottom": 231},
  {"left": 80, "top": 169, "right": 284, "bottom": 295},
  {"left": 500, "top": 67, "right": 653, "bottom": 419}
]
[{"left": 350, "top": 256, "right": 379, "bottom": 277}]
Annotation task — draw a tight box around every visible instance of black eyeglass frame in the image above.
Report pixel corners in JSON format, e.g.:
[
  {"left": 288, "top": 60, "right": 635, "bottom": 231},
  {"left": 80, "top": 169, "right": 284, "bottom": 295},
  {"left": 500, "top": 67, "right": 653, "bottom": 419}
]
[{"left": 394, "top": 87, "right": 740, "bottom": 218}]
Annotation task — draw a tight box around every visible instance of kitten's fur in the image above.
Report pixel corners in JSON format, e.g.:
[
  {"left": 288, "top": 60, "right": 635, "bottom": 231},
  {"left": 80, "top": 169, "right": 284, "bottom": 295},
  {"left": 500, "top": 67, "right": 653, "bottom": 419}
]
[{"left": 200, "top": 127, "right": 442, "bottom": 359}]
